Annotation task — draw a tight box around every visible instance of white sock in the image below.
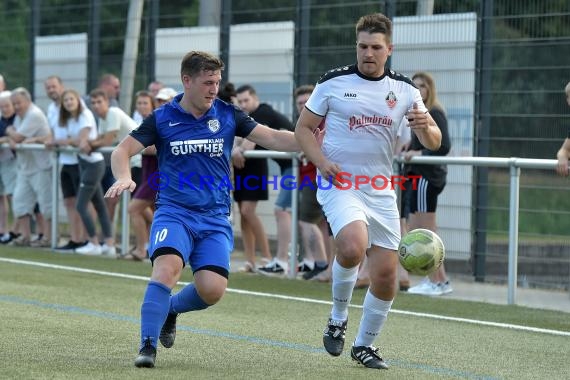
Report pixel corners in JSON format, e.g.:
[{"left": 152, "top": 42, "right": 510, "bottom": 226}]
[
  {"left": 354, "top": 289, "right": 393, "bottom": 347},
  {"left": 330, "top": 257, "right": 359, "bottom": 321}
]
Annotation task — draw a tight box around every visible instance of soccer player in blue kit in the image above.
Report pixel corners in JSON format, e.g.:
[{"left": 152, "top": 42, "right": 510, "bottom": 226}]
[{"left": 105, "top": 51, "right": 300, "bottom": 368}]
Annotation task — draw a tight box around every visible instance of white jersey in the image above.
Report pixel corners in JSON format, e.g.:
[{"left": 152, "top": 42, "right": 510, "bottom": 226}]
[{"left": 306, "top": 64, "right": 426, "bottom": 196}]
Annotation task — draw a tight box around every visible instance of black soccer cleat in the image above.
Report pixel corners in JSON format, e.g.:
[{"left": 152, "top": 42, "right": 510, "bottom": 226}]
[
  {"left": 134, "top": 338, "right": 156, "bottom": 368},
  {"left": 302, "top": 264, "right": 328, "bottom": 280},
  {"left": 159, "top": 313, "right": 178, "bottom": 348},
  {"left": 323, "top": 317, "right": 347, "bottom": 356},
  {"left": 350, "top": 345, "right": 389, "bottom": 369}
]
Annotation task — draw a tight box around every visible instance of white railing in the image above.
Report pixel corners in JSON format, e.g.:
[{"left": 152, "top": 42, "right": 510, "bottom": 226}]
[{"left": 1, "top": 143, "right": 562, "bottom": 304}]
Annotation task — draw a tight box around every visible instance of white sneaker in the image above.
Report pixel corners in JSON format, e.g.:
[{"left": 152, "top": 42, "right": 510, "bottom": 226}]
[
  {"left": 411, "top": 281, "right": 445, "bottom": 296},
  {"left": 440, "top": 281, "right": 453, "bottom": 295},
  {"left": 407, "top": 278, "right": 431, "bottom": 294},
  {"left": 75, "top": 242, "right": 102, "bottom": 256},
  {"left": 101, "top": 244, "right": 116, "bottom": 257}
]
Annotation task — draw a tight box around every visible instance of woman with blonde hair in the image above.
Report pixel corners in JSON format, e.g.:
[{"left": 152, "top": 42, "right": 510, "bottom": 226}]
[
  {"left": 56, "top": 89, "right": 115, "bottom": 256},
  {"left": 403, "top": 72, "right": 452, "bottom": 296}
]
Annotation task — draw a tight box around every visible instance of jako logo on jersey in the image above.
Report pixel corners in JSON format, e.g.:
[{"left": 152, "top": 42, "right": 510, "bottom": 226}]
[
  {"left": 344, "top": 92, "right": 357, "bottom": 98},
  {"left": 170, "top": 138, "right": 224, "bottom": 157},
  {"left": 349, "top": 114, "right": 393, "bottom": 130},
  {"left": 207, "top": 119, "right": 220, "bottom": 133},
  {"left": 385, "top": 91, "right": 397, "bottom": 109}
]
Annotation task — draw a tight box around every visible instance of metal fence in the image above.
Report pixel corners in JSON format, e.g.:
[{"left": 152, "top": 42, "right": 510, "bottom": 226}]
[
  {"left": 2, "top": 143, "right": 566, "bottom": 304},
  {"left": 1, "top": 0, "right": 570, "bottom": 289}
]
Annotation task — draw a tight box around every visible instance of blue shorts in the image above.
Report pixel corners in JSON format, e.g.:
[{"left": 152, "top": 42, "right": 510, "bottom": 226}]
[
  {"left": 148, "top": 205, "right": 234, "bottom": 273},
  {"left": 275, "top": 167, "right": 293, "bottom": 211}
]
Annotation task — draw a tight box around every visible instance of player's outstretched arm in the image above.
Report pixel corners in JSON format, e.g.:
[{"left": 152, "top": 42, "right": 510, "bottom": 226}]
[
  {"left": 247, "top": 124, "right": 300, "bottom": 152},
  {"left": 295, "top": 109, "right": 326, "bottom": 168},
  {"left": 105, "top": 135, "right": 144, "bottom": 198}
]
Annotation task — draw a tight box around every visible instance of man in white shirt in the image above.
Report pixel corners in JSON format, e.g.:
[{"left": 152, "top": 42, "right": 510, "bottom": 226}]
[
  {"left": 4, "top": 87, "right": 52, "bottom": 247},
  {"left": 89, "top": 88, "right": 140, "bottom": 225},
  {"left": 295, "top": 13, "right": 442, "bottom": 370}
]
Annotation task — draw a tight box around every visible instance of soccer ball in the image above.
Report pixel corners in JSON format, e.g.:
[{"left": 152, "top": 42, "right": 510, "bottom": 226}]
[{"left": 398, "top": 229, "right": 445, "bottom": 276}]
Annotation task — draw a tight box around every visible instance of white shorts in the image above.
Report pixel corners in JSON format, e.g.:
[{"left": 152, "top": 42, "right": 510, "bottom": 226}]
[
  {"left": 12, "top": 169, "right": 53, "bottom": 218},
  {"left": 317, "top": 188, "right": 400, "bottom": 250},
  {"left": 0, "top": 158, "right": 17, "bottom": 195}
]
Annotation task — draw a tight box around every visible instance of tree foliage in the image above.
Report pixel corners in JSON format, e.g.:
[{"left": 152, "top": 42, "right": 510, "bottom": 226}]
[
  {"left": 0, "top": 0, "right": 30, "bottom": 88},
  {"left": 1, "top": 0, "right": 568, "bottom": 160}
]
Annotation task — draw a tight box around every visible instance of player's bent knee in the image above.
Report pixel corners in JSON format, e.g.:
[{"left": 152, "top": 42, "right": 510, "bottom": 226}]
[
  {"left": 336, "top": 244, "right": 366, "bottom": 266},
  {"left": 198, "top": 287, "right": 225, "bottom": 305},
  {"left": 151, "top": 255, "right": 184, "bottom": 288},
  {"left": 194, "top": 266, "right": 228, "bottom": 304}
]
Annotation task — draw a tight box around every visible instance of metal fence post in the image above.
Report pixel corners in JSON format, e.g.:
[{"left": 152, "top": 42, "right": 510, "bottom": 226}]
[
  {"left": 288, "top": 155, "right": 299, "bottom": 279},
  {"left": 507, "top": 161, "right": 520, "bottom": 305},
  {"left": 121, "top": 190, "right": 130, "bottom": 257},
  {"left": 51, "top": 149, "right": 59, "bottom": 250}
]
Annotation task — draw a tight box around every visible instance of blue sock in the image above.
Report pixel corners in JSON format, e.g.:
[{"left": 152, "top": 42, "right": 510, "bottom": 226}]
[
  {"left": 140, "top": 281, "right": 172, "bottom": 348},
  {"left": 169, "top": 283, "right": 209, "bottom": 314}
]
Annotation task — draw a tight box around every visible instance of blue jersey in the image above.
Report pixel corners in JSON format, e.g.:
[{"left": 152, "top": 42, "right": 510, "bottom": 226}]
[{"left": 131, "top": 94, "right": 257, "bottom": 215}]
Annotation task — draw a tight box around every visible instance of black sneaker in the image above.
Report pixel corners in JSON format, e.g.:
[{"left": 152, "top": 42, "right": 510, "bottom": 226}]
[
  {"left": 134, "top": 338, "right": 156, "bottom": 368},
  {"left": 323, "top": 317, "right": 347, "bottom": 356},
  {"left": 297, "top": 260, "right": 314, "bottom": 273},
  {"left": 159, "top": 313, "right": 178, "bottom": 348},
  {"left": 302, "top": 264, "right": 328, "bottom": 280},
  {"left": 351, "top": 345, "right": 388, "bottom": 369},
  {"left": 55, "top": 240, "right": 82, "bottom": 252},
  {"left": 258, "top": 259, "right": 286, "bottom": 276},
  {"left": 0, "top": 232, "right": 20, "bottom": 244}
]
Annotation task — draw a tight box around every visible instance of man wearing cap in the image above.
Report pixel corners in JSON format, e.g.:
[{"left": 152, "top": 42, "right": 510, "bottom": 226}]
[{"left": 155, "top": 88, "right": 178, "bottom": 106}]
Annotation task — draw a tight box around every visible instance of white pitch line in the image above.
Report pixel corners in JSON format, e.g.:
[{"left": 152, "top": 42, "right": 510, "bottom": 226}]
[{"left": 1, "top": 257, "right": 569, "bottom": 337}]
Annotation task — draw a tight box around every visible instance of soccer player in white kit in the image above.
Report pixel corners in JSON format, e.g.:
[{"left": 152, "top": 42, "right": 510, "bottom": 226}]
[{"left": 295, "top": 13, "right": 442, "bottom": 369}]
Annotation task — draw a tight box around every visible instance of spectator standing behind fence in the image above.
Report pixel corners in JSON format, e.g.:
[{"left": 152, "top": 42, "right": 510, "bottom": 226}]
[
  {"left": 294, "top": 86, "right": 337, "bottom": 282},
  {"left": 44, "top": 76, "right": 89, "bottom": 251},
  {"left": 258, "top": 84, "right": 330, "bottom": 279},
  {"left": 0, "top": 91, "right": 19, "bottom": 244},
  {"left": 155, "top": 87, "right": 178, "bottom": 107},
  {"left": 295, "top": 13, "right": 442, "bottom": 369},
  {"left": 126, "top": 90, "right": 158, "bottom": 261},
  {"left": 89, "top": 89, "right": 140, "bottom": 230},
  {"left": 105, "top": 51, "right": 300, "bottom": 368},
  {"left": 231, "top": 85, "right": 274, "bottom": 272},
  {"left": 4, "top": 88, "right": 53, "bottom": 247},
  {"left": 133, "top": 81, "right": 165, "bottom": 124},
  {"left": 235, "top": 85, "right": 299, "bottom": 277},
  {"left": 98, "top": 74, "right": 121, "bottom": 107},
  {"left": 148, "top": 81, "right": 164, "bottom": 99},
  {"left": 217, "top": 82, "right": 238, "bottom": 105},
  {"left": 54, "top": 89, "right": 115, "bottom": 256},
  {"left": 555, "top": 82, "right": 570, "bottom": 176},
  {"left": 404, "top": 72, "right": 452, "bottom": 296}
]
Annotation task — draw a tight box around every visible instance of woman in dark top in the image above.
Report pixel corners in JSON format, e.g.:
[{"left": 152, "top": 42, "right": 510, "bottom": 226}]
[{"left": 403, "top": 72, "right": 453, "bottom": 296}]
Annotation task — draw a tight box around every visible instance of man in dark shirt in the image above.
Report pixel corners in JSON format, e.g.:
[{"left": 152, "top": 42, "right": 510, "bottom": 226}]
[{"left": 232, "top": 84, "right": 295, "bottom": 273}]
